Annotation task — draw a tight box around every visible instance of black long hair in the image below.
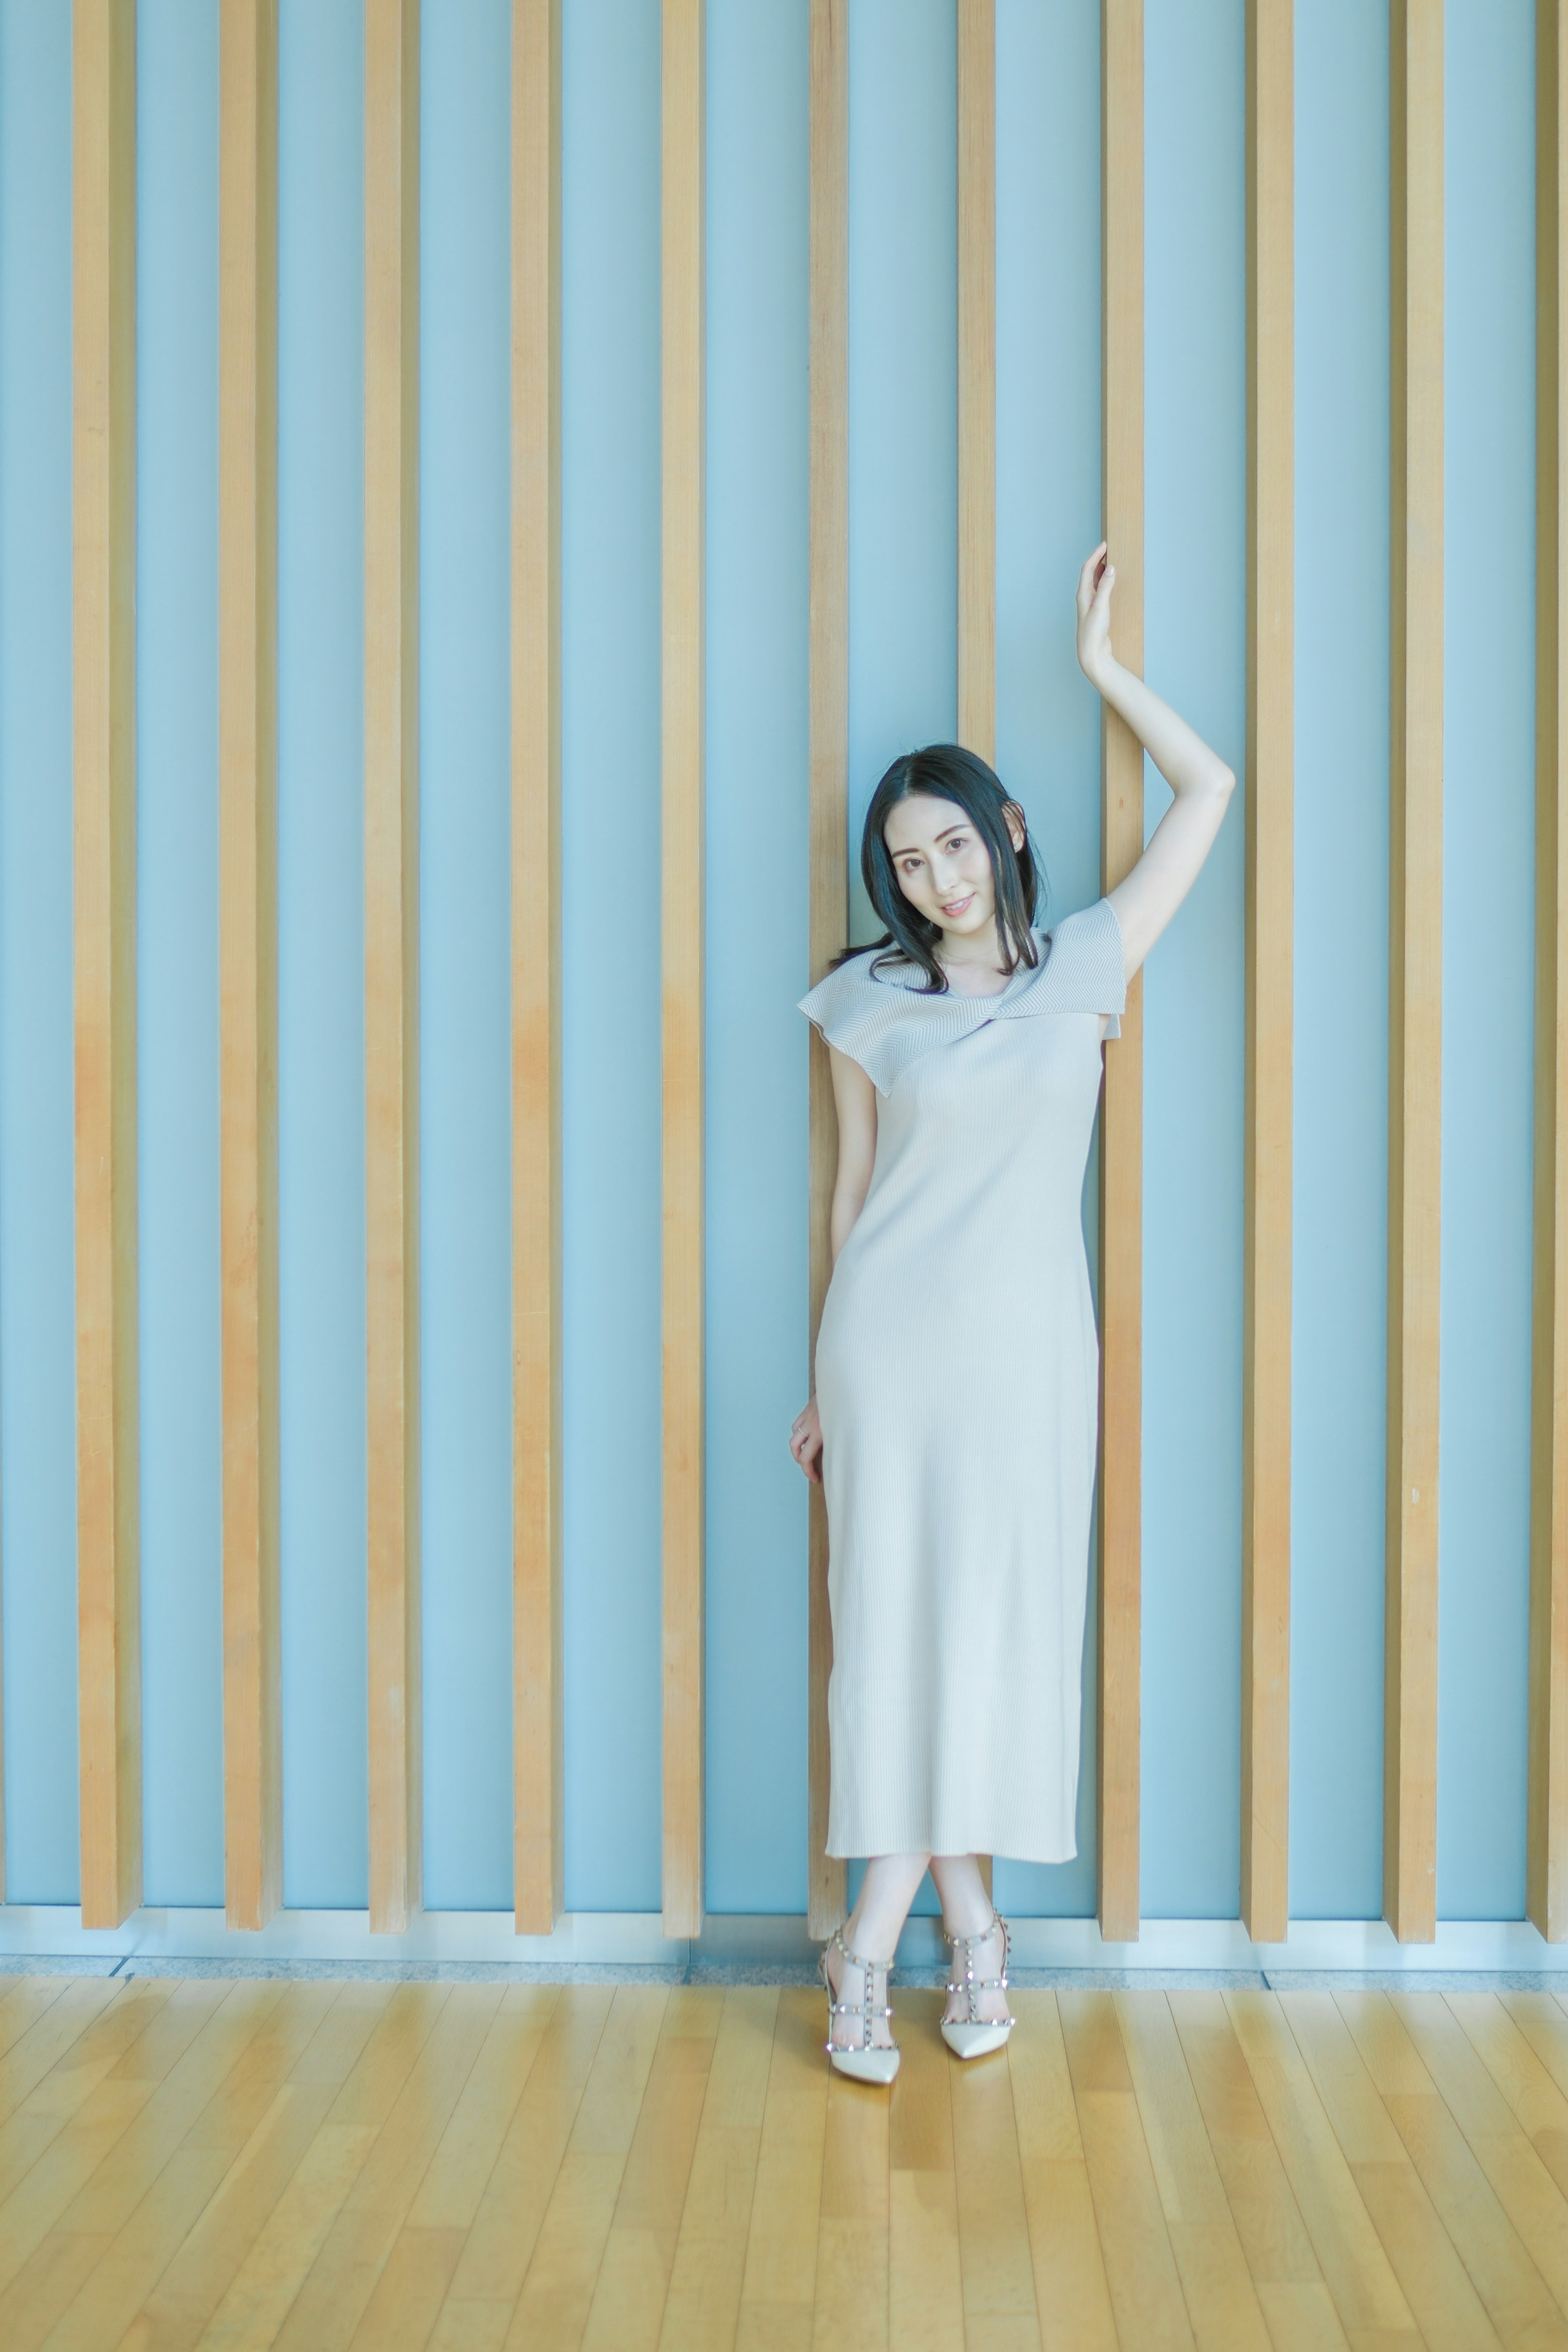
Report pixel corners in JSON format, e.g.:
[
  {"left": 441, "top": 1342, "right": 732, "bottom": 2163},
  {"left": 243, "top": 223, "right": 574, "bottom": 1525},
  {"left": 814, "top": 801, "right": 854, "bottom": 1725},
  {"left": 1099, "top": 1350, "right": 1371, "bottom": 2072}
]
[{"left": 844, "top": 743, "right": 1043, "bottom": 994}]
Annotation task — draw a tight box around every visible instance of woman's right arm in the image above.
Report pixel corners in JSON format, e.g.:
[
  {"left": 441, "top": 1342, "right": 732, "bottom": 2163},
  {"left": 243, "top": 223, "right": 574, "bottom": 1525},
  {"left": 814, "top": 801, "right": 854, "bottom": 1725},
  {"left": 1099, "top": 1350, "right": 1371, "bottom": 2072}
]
[{"left": 790, "top": 1044, "right": 877, "bottom": 1483}]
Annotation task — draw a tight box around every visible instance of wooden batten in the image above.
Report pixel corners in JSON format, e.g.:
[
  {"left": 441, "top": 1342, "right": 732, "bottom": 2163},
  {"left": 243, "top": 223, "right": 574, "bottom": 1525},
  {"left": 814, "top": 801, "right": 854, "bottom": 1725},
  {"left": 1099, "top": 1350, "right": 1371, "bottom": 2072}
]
[
  {"left": 219, "top": 0, "right": 282, "bottom": 1934},
  {"left": 1097, "top": 0, "right": 1145, "bottom": 1946},
  {"left": 364, "top": 0, "right": 421, "bottom": 1935},
  {"left": 512, "top": 0, "right": 564, "bottom": 1935},
  {"left": 73, "top": 0, "right": 142, "bottom": 1931},
  {"left": 1531, "top": 0, "right": 1568, "bottom": 1941},
  {"left": 957, "top": 0, "right": 995, "bottom": 767},
  {"left": 806, "top": 0, "right": 849, "bottom": 1941},
  {"left": 662, "top": 0, "right": 706, "bottom": 1939},
  {"left": 958, "top": 0, "right": 996, "bottom": 1905},
  {"left": 1384, "top": 0, "right": 1443, "bottom": 1945},
  {"left": 1241, "top": 0, "right": 1294, "bottom": 1946}
]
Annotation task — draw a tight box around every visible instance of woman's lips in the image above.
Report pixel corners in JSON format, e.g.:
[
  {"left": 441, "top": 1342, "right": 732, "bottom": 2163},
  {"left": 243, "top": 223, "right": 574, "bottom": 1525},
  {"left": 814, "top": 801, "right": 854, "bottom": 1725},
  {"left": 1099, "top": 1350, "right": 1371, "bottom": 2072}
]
[{"left": 942, "top": 893, "right": 975, "bottom": 917}]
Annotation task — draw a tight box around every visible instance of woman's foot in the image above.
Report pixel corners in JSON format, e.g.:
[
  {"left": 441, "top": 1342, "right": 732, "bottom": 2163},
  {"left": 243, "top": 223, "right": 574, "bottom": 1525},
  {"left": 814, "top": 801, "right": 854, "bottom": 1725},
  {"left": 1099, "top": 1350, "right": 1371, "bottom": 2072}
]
[
  {"left": 940, "top": 1910, "right": 1014, "bottom": 2060},
  {"left": 821, "top": 1926, "right": 900, "bottom": 2083}
]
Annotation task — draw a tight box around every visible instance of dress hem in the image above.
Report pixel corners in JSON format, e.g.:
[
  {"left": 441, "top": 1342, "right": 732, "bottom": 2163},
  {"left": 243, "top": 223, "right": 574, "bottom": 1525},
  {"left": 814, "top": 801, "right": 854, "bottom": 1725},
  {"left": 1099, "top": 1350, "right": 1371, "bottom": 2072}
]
[{"left": 824, "top": 1838, "right": 1081, "bottom": 1868}]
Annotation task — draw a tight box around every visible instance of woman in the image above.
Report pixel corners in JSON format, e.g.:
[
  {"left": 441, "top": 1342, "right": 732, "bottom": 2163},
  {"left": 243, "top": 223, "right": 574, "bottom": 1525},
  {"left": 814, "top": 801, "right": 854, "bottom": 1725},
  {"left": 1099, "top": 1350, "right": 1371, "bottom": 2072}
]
[{"left": 790, "top": 545, "right": 1234, "bottom": 2083}]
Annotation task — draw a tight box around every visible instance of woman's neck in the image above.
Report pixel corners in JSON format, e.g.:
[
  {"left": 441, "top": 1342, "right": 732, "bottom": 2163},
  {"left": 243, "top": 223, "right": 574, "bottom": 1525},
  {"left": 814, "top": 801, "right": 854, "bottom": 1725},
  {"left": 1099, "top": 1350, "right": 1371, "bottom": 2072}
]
[{"left": 937, "top": 920, "right": 1011, "bottom": 998}]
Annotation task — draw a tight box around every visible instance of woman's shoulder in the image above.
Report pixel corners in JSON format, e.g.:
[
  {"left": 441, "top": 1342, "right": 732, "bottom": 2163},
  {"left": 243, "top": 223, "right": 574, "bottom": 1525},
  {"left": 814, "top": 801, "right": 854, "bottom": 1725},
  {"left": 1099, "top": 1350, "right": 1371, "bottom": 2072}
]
[
  {"left": 1013, "top": 898, "right": 1127, "bottom": 1022},
  {"left": 798, "top": 945, "right": 923, "bottom": 1022},
  {"left": 798, "top": 946, "right": 973, "bottom": 1095}
]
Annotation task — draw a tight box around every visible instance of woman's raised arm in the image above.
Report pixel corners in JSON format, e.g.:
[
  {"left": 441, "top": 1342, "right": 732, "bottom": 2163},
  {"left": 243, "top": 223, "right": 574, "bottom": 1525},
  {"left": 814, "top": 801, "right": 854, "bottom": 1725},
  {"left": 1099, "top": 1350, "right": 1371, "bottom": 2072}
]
[{"left": 1074, "top": 543, "right": 1235, "bottom": 978}]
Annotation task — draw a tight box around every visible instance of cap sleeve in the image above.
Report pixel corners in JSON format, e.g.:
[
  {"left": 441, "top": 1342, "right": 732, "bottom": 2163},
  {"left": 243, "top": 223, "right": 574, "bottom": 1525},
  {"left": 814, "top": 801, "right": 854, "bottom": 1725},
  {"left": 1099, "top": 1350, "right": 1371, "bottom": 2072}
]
[
  {"left": 1031, "top": 898, "right": 1127, "bottom": 1033},
  {"left": 798, "top": 952, "right": 993, "bottom": 1095}
]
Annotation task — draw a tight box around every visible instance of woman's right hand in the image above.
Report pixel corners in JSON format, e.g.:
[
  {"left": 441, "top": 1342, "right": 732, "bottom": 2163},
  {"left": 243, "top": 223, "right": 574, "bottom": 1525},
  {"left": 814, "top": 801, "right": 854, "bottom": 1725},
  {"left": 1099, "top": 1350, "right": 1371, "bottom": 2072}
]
[{"left": 790, "top": 1398, "right": 823, "bottom": 1483}]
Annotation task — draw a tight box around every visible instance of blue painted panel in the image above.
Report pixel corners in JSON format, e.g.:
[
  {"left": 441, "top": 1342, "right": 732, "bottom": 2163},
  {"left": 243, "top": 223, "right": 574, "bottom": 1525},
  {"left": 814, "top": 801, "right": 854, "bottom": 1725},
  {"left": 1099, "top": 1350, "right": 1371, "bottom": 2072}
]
[
  {"left": 704, "top": 0, "right": 811, "bottom": 1915},
  {"left": 0, "top": 0, "right": 77, "bottom": 1902},
  {"left": 1437, "top": 0, "right": 1535, "bottom": 1921},
  {"left": 840, "top": 0, "right": 960, "bottom": 1920},
  {"left": 277, "top": 0, "right": 369, "bottom": 1909},
  {"left": 560, "top": 0, "right": 664, "bottom": 1912},
  {"left": 1291, "top": 0, "right": 1390, "bottom": 1919},
  {"left": 846, "top": 0, "right": 958, "bottom": 949},
  {"left": 419, "top": 0, "right": 514, "bottom": 1911},
  {"left": 0, "top": 0, "right": 1548, "bottom": 1929},
  {"left": 1140, "top": 0, "right": 1247, "bottom": 1919},
  {"left": 136, "top": 0, "right": 224, "bottom": 1909},
  {"left": 992, "top": 0, "right": 1102, "bottom": 1923}
]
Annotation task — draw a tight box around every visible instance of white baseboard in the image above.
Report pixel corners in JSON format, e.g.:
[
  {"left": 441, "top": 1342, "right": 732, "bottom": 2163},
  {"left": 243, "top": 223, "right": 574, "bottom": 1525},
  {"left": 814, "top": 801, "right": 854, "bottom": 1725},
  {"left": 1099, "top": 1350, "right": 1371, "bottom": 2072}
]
[
  {"left": 0, "top": 1904, "right": 1565, "bottom": 1973},
  {"left": 1004, "top": 1915, "right": 1568, "bottom": 1973},
  {"left": 0, "top": 1906, "right": 685, "bottom": 1969}
]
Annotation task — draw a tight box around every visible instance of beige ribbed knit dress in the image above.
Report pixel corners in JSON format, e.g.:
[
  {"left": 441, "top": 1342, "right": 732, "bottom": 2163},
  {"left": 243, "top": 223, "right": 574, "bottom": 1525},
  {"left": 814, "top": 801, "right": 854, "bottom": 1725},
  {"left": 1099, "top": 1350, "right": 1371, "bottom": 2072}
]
[{"left": 799, "top": 898, "right": 1127, "bottom": 1863}]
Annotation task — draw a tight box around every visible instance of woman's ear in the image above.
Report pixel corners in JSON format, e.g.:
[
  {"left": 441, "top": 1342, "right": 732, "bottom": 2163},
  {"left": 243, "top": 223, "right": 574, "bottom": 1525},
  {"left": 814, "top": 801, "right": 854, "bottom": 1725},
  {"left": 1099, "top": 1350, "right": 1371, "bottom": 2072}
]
[{"left": 1002, "top": 801, "right": 1027, "bottom": 854}]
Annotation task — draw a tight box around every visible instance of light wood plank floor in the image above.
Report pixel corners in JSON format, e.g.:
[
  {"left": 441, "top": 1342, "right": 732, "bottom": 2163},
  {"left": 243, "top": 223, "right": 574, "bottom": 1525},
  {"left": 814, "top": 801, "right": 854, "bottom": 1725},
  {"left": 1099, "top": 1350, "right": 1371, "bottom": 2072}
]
[{"left": 2, "top": 1975, "right": 1567, "bottom": 2348}]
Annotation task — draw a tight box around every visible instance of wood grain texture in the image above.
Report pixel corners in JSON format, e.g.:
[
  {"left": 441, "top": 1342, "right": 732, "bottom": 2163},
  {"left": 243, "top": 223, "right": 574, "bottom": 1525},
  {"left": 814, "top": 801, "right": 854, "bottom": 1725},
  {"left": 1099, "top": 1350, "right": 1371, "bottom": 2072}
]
[
  {"left": 1532, "top": 0, "right": 1568, "bottom": 1942},
  {"left": 512, "top": 0, "right": 564, "bottom": 1937},
  {"left": 662, "top": 0, "right": 706, "bottom": 1939},
  {"left": 807, "top": 0, "right": 849, "bottom": 1943},
  {"left": 219, "top": 0, "right": 282, "bottom": 1935},
  {"left": 959, "top": 0, "right": 996, "bottom": 1912},
  {"left": 11, "top": 1979, "right": 1567, "bottom": 2350},
  {"left": 1097, "top": 0, "right": 1145, "bottom": 1946},
  {"left": 365, "top": 0, "right": 421, "bottom": 1935},
  {"left": 1385, "top": 0, "right": 1443, "bottom": 1946},
  {"left": 73, "top": 0, "right": 141, "bottom": 1931},
  {"left": 1241, "top": 0, "right": 1293, "bottom": 1948},
  {"left": 957, "top": 0, "right": 995, "bottom": 766}
]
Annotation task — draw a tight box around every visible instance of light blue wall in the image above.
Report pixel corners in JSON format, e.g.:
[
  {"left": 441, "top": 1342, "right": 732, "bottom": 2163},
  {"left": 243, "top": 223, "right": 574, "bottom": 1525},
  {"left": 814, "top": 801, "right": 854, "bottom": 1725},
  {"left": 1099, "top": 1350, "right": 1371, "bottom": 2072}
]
[
  {"left": 846, "top": 0, "right": 958, "bottom": 947},
  {"left": 278, "top": 0, "right": 369, "bottom": 1909},
  {"left": 0, "top": 0, "right": 77, "bottom": 1902},
  {"left": 1141, "top": 0, "right": 1247, "bottom": 1919},
  {"left": 137, "top": 0, "right": 223, "bottom": 1906},
  {"left": 704, "top": 0, "right": 811, "bottom": 1915},
  {"left": 419, "top": 0, "right": 514, "bottom": 1912},
  {"left": 991, "top": 0, "right": 1102, "bottom": 1922},
  {"left": 1291, "top": 0, "right": 1392, "bottom": 1920},
  {"left": 0, "top": 0, "right": 1549, "bottom": 1925},
  {"left": 560, "top": 0, "right": 664, "bottom": 1912},
  {"left": 1437, "top": 0, "right": 1535, "bottom": 1920}
]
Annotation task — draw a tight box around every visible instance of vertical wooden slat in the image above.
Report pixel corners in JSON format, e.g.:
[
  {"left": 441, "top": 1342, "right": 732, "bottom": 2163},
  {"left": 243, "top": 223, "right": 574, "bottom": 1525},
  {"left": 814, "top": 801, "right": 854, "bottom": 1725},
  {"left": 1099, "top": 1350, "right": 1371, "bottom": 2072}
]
[
  {"left": 957, "top": 0, "right": 995, "bottom": 767},
  {"left": 220, "top": 0, "right": 281, "bottom": 1935},
  {"left": 662, "top": 0, "right": 706, "bottom": 1939},
  {"left": 1531, "top": 0, "right": 1568, "bottom": 1942},
  {"left": 1097, "top": 0, "right": 1144, "bottom": 1946},
  {"left": 1241, "top": 0, "right": 1293, "bottom": 1946},
  {"left": 365, "top": 0, "right": 421, "bottom": 1935},
  {"left": 512, "top": 0, "right": 563, "bottom": 1936},
  {"left": 807, "top": 0, "right": 849, "bottom": 1942},
  {"left": 958, "top": 0, "right": 995, "bottom": 1909},
  {"left": 73, "top": 0, "right": 140, "bottom": 1932},
  {"left": 1385, "top": 0, "right": 1443, "bottom": 1946}
]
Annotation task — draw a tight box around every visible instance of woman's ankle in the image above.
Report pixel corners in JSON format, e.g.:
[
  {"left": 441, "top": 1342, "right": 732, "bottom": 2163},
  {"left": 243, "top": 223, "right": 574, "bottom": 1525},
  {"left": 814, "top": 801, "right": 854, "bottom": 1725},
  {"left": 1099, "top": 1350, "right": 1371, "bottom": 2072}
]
[{"left": 839, "top": 1922, "right": 897, "bottom": 1969}]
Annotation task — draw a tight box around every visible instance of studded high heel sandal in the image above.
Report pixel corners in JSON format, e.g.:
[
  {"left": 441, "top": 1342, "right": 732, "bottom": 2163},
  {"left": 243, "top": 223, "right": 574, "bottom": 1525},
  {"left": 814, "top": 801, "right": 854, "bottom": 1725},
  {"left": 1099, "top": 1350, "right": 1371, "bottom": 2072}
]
[
  {"left": 819, "top": 1924, "right": 900, "bottom": 2085},
  {"left": 940, "top": 1908, "right": 1015, "bottom": 2060}
]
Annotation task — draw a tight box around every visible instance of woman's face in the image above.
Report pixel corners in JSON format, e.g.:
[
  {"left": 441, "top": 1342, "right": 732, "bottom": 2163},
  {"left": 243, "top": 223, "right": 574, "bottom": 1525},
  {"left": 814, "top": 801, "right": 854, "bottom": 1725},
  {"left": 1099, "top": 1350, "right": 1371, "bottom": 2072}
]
[{"left": 882, "top": 793, "right": 1025, "bottom": 945}]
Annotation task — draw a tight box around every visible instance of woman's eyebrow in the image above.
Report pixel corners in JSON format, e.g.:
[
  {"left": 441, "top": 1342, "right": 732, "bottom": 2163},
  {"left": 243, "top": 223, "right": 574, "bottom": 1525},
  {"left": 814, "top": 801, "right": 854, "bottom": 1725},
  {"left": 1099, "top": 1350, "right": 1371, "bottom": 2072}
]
[{"left": 892, "top": 827, "right": 966, "bottom": 859}]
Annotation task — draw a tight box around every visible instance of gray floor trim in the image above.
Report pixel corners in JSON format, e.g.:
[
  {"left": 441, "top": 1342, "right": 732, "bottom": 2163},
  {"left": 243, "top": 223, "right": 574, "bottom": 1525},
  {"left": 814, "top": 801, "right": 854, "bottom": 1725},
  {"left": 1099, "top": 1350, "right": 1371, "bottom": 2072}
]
[
  {"left": 1258, "top": 1969, "right": 1568, "bottom": 1993},
  {"left": 7, "top": 1952, "right": 1566, "bottom": 1993}
]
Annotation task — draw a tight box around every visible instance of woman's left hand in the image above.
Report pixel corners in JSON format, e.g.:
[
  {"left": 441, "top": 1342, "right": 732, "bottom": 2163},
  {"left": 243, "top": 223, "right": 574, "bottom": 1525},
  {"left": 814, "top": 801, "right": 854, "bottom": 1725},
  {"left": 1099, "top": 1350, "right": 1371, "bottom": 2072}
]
[{"left": 790, "top": 1398, "right": 823, "bottom": 1484}]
